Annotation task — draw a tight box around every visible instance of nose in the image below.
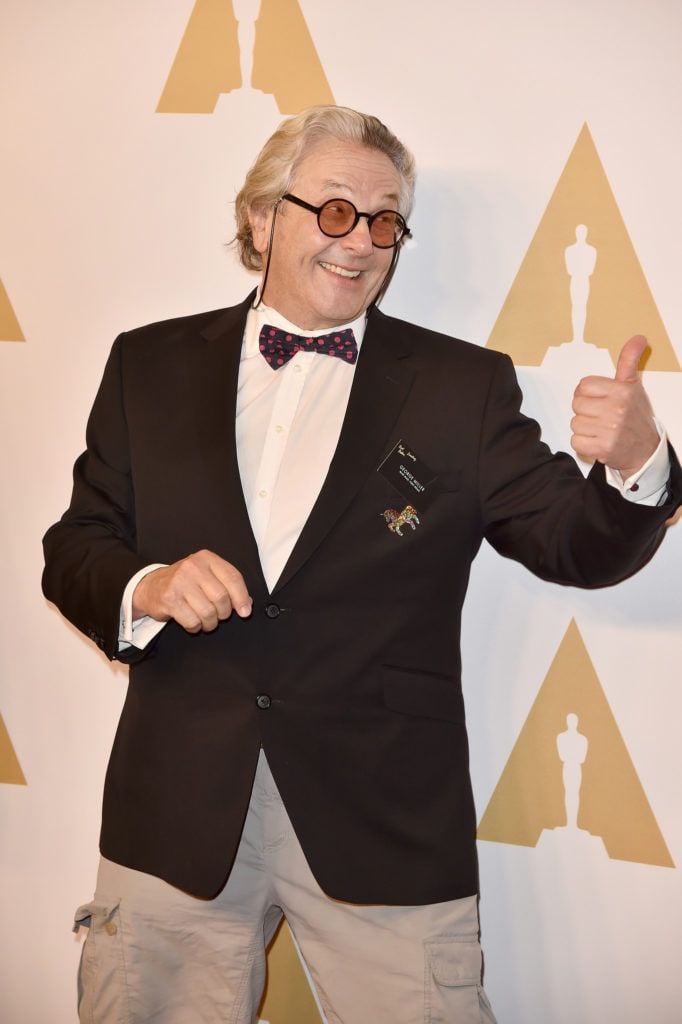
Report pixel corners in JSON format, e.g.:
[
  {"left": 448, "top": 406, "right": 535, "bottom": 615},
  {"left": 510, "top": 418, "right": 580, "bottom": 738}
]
[{"left": 340, "top": 215, "right": 374, "bottom": 255}]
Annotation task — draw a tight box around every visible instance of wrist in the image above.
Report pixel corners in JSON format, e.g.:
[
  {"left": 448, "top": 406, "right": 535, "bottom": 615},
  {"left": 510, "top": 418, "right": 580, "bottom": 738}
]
[{"left": 131, "top": 566, "right": 162, "bottom": 620}]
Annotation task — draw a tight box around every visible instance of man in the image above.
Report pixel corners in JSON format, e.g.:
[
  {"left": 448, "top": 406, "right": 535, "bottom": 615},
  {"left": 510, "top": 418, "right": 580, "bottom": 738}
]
[{"left": 43, "top": 106, "right": 680, "bottom": 1023}]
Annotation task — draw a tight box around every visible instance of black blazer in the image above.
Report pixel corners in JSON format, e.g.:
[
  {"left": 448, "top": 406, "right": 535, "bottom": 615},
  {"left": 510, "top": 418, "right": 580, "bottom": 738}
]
[{"left": 42, "top": 293, "right": 681, "bottom": 903}]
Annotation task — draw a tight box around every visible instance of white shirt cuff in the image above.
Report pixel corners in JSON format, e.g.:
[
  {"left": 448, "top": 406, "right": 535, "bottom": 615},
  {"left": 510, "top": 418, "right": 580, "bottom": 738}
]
[
  {"left": 604, "top": 422, "right": 670, "bottom": 506},
  {"left": 118, "top": 564, "right": 168, "bottom": 651}
]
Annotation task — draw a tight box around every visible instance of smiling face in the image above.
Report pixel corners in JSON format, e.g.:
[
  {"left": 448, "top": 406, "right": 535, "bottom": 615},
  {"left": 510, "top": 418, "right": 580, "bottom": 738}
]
[{"left": 248, "top": 139, "right": 402, "bottom": 330}]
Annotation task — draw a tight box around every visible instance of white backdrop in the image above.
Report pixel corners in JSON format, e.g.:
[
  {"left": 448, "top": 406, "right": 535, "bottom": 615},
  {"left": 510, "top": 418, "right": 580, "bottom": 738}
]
[{"left": 1, "top": 2, "right": 681, "bottom": 1022}]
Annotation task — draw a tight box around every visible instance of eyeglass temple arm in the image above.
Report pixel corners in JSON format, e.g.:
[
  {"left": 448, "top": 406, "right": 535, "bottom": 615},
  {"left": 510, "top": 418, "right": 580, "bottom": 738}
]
[{"left": 281, "top": 194, "right": 318, "bottom": 214}]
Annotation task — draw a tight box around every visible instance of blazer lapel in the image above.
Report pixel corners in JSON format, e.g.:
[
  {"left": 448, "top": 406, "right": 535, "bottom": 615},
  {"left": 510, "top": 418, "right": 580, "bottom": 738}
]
[
  {"left": 190, "top": 290, "right": 268, "bottom": 594},
  {"left": 272, "top": 307, "right": 415, "bottom": 594}
]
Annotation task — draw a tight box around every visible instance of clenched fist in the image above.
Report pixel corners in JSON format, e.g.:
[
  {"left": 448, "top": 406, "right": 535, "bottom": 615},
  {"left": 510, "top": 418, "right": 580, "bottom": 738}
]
[{"left": 132, "top": 550, "right": 252, "bottom": 634}]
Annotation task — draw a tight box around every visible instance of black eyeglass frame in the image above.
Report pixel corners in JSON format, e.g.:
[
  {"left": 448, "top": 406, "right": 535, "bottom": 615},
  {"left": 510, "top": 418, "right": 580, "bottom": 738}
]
[{"left": 281, "top": 193, "right": 411, "bottom": 248}]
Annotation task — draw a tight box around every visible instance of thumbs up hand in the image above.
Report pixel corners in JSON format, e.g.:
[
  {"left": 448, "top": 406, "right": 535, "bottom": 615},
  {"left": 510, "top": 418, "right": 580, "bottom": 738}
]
[{"left": 571, "top": 335, "right": 659, "bottom": 479}]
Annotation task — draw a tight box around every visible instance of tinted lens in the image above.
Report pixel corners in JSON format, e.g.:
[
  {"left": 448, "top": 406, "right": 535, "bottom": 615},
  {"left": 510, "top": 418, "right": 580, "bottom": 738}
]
[
  {"left": 318, "top": 199, "right": 357, "bottom": 236},
  {"left": 316, "top": 198, "right": 406, "bottom": 247},
  {"left": 369, "top": 210, "right": 405, "bottom": 248}
]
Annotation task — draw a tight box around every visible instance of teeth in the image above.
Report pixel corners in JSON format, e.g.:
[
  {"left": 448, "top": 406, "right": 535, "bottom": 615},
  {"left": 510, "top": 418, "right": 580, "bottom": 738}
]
[{"left": 320, "top": 262, "right": 360, "bottom": 279}]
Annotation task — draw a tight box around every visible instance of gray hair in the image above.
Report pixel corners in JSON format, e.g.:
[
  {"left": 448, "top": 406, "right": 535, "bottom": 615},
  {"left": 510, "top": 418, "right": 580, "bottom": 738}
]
[{"left": 234, "top": 105, "right": 416, "bottom": 271}]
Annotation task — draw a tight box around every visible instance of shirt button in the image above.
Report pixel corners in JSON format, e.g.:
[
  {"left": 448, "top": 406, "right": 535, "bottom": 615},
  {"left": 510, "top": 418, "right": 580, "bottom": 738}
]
[
  {"left": 275, "top": 425, "right": 284, "bottom": 433},
  {"left": 255, "top": 694, "right": 272, "bottom": 710},
  {"left": 293, "top": 365, "right": 302, "bottom": 374},
  {"left": 258, "top": 489, "right": 268, "bottom": 498},
  {"left": 105, "top": 922, "right": 117, "bottom": 936},
  {"left": 264, "top": 603, "right": 281, "bottom": 619}
]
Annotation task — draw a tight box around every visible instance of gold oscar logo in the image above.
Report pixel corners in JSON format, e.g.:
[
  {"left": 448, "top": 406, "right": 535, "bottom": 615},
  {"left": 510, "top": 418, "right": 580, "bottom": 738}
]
[
  {"left": 0, "top": 713, "right": 26, "bottom": 785},
  {"left": 259, "top": 921, "right": 323, "bottom": 1024},
  {"left": 157, "top": 0, "right": 334, "bottom": 115},
  {"left": 487, "top": 124, "right": 679, "bottom": 371},
  {"left": 0, "top": 279, "right": 24, "bottom": 342},
  {"left": 478, "top": 620, "right": 673, "bottom": 868}
]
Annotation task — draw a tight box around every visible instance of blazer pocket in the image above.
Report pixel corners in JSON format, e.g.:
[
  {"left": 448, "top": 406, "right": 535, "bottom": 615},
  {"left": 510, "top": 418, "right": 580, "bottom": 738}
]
[
  {"left": 422, "top": 470, "right": 461, "bottom": 512},
  {"left": 382, "top": 665, "right": 465, "bottom": 724}
]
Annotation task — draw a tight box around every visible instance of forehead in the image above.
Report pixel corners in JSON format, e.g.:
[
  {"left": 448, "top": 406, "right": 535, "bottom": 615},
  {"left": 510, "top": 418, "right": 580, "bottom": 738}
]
[{"left": 291, "top": 139, "right": 402, "bottom": 205}]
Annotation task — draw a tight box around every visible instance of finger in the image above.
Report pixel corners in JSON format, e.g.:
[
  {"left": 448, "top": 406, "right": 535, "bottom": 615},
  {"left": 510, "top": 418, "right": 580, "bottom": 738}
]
[
  {"left": 614, "top": 334, "right": 648, "bottom": 382},
  {"left": 172, "top": 594, "right": 215, "bottom": 634},
  {"left": 573, "top": 376, "right": 617, "bottom": 401},
  {"left": 570, "top": 434, "right": 606, "bottom": 463},
  {"left": 193, "top": 569, "right": 237, "bottom": 621},
  {"left": 571, "top": 393, "right": 605, "bottom": 417},
  {"left": 209, "top": 559, "right": 253, "bottom": 617},
  {"left": 177, "top": 551, "right": 252, "bottom": 618},
  {"left": 161, "top": 580, "right": 220, "bottom": 632},
  {"left": 570, "top": 414, "right": 602, "bottom": 438},
  {"left": 170, "top": 567, "right": 245, "bottom": 630}
]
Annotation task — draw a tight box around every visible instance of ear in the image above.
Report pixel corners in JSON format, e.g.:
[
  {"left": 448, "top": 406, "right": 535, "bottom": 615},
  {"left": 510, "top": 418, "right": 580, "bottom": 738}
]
[{"left": 248, "top": 206, "right": 272, "bottom": 256}]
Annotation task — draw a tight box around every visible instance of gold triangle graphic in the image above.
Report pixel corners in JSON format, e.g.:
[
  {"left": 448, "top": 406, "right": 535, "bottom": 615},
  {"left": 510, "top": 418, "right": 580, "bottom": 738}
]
[
  {"left": 251, "top": 0, "right": 334, "bottom": 113},
  {"left": 477, "top": 620, "right": 674, "bottom": 867},
  {"left": 0, "top": 713, "right": 27, "bottom": 785},
  {"left": 157, "top": 0, "right": 241, "bottom": 112},
  {"left": 0, "top": 279, "right": 25, "bottom": 342},
  {"left": 258, "top": 920, "right": 323, "bottom": 1024},
  {"left": 487, "top": 124, "right": 680, "bottom": 370},
  {"left": 157, "top": 0, "right": 334, "bottom": 115}
]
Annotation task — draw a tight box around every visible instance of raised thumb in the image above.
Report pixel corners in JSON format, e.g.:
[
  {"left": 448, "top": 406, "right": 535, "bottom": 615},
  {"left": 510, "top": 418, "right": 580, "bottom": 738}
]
[{"left": 615, "top": 334, "right": 648, "bottom": 382}]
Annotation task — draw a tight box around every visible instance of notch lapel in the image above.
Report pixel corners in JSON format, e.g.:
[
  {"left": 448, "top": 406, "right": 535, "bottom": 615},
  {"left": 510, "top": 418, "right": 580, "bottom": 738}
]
[
  {"left": 272, "top": 308, "right": 415, "bottom": 594},
  {"left": 190, "top": 291, "right": 268, "bottom": 594}
]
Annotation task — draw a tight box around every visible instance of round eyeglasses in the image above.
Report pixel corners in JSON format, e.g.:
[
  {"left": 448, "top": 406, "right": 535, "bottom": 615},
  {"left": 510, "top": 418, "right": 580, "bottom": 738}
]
[{"left": 281, "top": 193, "right": 411, "bottom": 249}]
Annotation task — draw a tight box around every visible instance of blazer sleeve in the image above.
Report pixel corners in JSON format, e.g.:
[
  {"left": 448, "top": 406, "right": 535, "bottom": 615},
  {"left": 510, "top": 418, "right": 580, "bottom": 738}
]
[
  {"left": 42, "top": 335, "right": 152, "bottom": 661},
  {"left": 478, "top": 353, "right": 682, "bottom": 587}
]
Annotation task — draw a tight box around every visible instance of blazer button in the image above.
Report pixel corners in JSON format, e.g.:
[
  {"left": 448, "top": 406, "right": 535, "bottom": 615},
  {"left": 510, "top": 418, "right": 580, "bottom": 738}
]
[
  {"left": 264, "top": 603, "right": 281, "bottom": 619},
  {"left": 255, "top": 694, "right": 272, "bottom": 710}
]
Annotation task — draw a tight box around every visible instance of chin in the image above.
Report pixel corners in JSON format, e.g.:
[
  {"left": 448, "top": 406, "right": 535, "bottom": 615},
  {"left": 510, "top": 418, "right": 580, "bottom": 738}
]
[{"left": 323, "top": 297, "right": 371, "bottom": 325}]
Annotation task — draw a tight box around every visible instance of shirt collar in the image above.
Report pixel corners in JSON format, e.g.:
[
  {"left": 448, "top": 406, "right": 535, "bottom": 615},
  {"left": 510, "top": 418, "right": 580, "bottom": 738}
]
[{"left": 243, "top": 302, "right": 368, "bottom": 359}]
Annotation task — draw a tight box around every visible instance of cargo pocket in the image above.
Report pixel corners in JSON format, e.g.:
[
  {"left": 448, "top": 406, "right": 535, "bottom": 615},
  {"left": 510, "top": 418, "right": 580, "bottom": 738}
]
[
  {"left": 73, "top": 899, "right": 130, "bottom": 1024},
  {"left": 424, "top": 935, "right": 495, "bottom": 1023}
]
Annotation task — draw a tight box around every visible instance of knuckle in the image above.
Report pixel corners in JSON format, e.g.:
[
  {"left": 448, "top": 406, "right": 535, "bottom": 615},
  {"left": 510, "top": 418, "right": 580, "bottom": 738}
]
[
  {"left": 181, "top": 614, "right": 202, "bottom": 633},
  {"left": 165, "top": 591, "right": 182, "bottom": 612},
  {"left": 193, "top": 595, "right": 214, "bottom": 619},
  {"left": 215, "top": 594, "right": 234, "bottom": 616},
  {"left": 175, "top": 556, "right": 195, "bottom": 579},
  {"left": 183, "top": 550, "right": 208, "bottom": 571}
]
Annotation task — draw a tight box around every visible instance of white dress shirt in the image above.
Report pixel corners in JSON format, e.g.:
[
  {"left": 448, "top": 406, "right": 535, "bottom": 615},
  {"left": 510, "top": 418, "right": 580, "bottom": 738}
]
[
  {"left": 119, "top": 304, "right": 670, "bottom": 649},
  {"left": 235, "top": 305, "right": 367, "bottom": 589}
]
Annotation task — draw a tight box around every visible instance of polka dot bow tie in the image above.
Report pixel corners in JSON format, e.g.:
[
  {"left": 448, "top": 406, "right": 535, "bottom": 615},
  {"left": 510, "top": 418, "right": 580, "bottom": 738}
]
[{"left": 259, "top": 324, "right": 358, "bottom": 370}]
